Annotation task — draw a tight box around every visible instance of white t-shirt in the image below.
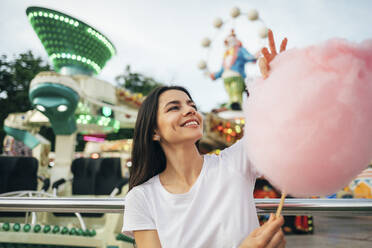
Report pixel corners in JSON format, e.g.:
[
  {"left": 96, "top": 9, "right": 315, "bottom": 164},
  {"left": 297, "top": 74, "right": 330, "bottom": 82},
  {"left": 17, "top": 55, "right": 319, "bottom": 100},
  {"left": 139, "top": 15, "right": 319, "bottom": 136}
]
[{"left": 122, "top": 138, "right": 260, "bottom": 248}]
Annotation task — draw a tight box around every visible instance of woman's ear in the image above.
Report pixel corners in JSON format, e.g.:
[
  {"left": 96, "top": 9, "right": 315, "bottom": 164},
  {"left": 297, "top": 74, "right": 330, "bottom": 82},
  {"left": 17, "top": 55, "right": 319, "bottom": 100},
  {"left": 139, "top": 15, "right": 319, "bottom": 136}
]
[
  {"left": 153, "top": 130, "right": 160, "bottom": 141},
  {"left": 153, "top": 134, "right": 160, "bottom": 141}
]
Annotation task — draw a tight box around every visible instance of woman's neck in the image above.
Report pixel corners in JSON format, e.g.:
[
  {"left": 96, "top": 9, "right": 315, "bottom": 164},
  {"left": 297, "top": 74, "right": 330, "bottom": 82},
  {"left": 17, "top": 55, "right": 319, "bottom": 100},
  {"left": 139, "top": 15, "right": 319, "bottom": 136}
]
[{"left": 159, "top": 142, "right": 203, "bottom": 193}]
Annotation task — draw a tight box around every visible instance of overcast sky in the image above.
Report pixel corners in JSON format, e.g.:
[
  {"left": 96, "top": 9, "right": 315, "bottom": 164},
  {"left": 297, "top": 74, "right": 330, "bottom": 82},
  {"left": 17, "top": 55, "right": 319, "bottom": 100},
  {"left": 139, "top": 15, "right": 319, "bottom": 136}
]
[{"left": 1, "top": 0, "right": 372, "bottom": 111}]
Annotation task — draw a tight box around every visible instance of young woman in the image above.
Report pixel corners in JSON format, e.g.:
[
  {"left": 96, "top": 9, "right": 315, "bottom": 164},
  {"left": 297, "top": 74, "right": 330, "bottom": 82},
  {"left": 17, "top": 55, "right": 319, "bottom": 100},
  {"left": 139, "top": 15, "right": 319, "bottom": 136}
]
[{"left": 122, "top": 31, "right": 287, "bottom": 248}]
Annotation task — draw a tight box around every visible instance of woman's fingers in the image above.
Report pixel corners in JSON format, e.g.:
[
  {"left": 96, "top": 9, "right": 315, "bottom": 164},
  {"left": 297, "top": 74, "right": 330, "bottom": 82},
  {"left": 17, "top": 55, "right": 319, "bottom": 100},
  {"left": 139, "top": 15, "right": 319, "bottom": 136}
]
[
  {"left": 267, "top": 29, "right": 277, "bottom": 56},
  {"left": 260, "top": 30, "right": 288, "bottom": 79},
  {"left": 277, "top": 239, "right": 287, "bottom": 248},
  {"left": 258, "top": 57, "right": 269, "bottom": 79},
  {"left": 261, "top": 47, "right": 272, "bottom": 63},
  {"left": 259, "top": 216, "right": 285, "bottom": 246},
  {"left": 239, "top": 215, "right": 286, "bottom": 248},
  {"left": 280, "top": 38, "right": 288, "bottom": 52},
  {"left": 266, "top": 229, "right": 286, "bottom": 248}
]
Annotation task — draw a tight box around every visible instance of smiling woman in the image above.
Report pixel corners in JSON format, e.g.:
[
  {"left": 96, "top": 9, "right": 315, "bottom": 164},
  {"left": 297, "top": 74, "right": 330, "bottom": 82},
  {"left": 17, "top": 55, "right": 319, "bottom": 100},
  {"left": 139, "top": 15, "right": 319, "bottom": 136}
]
[
  {"left": 122, "top": 85, "right": 286, "bottom": 248},
  {"left": 127, "top": 86, "right": 200, "bottom": 190}
]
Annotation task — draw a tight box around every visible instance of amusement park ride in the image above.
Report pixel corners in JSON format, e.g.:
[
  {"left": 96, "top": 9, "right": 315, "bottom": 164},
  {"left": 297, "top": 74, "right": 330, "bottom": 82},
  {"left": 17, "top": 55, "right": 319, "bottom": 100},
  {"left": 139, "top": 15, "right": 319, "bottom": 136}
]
[
  {"left": 1, "top": 5, "right": 371, "bottom": 248},
  {"left": 3, "top": 6, "right": 143, "bottom": 185},
  {"left": 0, "top": 6, "right": 141, "bottom": 248}
]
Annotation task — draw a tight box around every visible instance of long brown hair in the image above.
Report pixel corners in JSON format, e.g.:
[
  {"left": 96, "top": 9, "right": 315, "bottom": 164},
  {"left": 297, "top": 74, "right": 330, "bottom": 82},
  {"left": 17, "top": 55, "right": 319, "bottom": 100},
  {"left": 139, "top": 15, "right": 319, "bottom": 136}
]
[{"left": 129, "top": 86, "right": 195, "bottom": 191}]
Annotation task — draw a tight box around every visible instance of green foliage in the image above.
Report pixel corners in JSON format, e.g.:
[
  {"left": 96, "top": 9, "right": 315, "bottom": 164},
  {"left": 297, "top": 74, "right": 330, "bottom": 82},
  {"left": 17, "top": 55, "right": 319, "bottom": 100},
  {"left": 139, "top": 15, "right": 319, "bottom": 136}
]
[
  {"left": 115, "top": 65, "right": 162, "bottom": 95},
  {"left": 0, "top": 51, "right": 51, "bottom": 152}
]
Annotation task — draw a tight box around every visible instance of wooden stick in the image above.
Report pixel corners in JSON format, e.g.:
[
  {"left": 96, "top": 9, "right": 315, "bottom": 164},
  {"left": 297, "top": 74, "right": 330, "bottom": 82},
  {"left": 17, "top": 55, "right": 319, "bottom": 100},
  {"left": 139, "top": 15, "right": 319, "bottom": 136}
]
[{"left": 276, "top": 192, "right": 286, "bottom": 218}]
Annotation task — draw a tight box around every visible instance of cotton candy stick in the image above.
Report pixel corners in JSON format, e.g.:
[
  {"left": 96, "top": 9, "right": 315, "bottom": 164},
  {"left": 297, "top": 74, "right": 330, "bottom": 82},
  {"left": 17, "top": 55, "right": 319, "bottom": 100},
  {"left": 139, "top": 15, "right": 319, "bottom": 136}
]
[{"left": 275, "top": 192, "right": 286, "bottom": 218}]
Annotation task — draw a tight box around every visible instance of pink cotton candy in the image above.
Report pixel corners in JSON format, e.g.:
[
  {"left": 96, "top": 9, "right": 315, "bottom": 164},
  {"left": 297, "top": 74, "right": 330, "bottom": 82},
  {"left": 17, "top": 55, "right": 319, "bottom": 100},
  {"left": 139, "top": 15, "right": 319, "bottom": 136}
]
[{"left": 244, "top": 39, "right": 372, "bottom": 197}]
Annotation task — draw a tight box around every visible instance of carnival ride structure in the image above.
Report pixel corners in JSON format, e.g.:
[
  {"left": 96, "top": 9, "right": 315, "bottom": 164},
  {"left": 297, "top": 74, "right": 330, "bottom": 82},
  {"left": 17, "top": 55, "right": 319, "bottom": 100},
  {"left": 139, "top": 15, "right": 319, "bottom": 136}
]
[{"left": 3, "top": 6, "right": 143, "bottom": 184}]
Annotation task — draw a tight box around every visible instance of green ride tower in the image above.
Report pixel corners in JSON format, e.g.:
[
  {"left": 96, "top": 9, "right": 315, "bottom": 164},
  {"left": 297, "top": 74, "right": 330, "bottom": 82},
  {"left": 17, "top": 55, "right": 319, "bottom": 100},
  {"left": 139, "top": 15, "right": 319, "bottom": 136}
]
[{"left": 26, "top": 6, "right": 116, "bottom": 135}]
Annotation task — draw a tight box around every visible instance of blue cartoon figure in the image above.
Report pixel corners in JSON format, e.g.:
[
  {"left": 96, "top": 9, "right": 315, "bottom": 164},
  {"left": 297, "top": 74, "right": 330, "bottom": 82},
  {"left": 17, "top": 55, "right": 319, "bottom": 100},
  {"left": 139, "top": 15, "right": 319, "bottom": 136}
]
[{"left": 210, "top": 29, "right": 257, "bottom": 110}]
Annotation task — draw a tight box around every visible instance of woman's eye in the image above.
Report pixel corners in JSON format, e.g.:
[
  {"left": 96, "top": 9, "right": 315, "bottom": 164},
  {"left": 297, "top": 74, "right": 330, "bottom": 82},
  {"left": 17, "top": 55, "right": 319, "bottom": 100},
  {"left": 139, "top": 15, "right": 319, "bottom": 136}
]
[
  {"left": 192, "top": 105, "right": 198, "bottom": 111},
  {"left": 168, "top": 106, "right": 179, "bottom": 111}
]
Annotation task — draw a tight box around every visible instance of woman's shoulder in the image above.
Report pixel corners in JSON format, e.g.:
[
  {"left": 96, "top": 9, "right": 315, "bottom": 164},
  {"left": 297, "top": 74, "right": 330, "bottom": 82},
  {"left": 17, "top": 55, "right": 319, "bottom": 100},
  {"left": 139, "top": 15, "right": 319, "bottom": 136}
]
[{"left": 127, "top": 175, "right": 158, "bottom": 199}]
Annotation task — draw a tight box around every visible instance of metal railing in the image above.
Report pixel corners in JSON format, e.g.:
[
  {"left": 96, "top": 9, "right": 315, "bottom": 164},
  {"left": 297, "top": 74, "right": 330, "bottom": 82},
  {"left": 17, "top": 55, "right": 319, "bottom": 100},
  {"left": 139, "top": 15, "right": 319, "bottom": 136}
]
[{"left": 1, "top": 197, "right": 372, "bottom": 216}]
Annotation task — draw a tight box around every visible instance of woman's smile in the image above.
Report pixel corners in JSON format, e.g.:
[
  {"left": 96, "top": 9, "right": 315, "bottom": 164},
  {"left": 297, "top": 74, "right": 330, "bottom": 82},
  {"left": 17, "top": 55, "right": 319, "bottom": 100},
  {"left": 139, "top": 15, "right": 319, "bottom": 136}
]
[{"left": 181, "top": 118, "right": 200, "bottom": 128}]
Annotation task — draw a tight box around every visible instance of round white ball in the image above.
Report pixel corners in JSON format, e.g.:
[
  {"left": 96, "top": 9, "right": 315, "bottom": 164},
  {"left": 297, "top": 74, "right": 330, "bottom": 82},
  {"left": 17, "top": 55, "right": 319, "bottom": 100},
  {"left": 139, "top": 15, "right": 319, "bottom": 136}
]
[
  {"left": 198, "top": 60, "right": 207, "bottom": 70},
  {"left": 201, "top": 38, "right": 211, "bottom": 47},
  {"left": 258, "top": 26, "right": 268, "bottom": 38},
  {"left": 230, "top": 7, "right": 240, "bottom": 18},
  {"left": 213, "top": 18, "right": 223, "bottom": 28},
  {"left": 247, "top": 9, "right": 259, "bottom": 21}
]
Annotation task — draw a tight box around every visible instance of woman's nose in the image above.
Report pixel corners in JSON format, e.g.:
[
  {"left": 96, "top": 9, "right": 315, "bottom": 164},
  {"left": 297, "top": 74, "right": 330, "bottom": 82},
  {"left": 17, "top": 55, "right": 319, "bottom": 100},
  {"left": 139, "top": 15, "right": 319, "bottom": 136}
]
[{"left": 183, "top": 106, "right": 196, "bottom": 116}]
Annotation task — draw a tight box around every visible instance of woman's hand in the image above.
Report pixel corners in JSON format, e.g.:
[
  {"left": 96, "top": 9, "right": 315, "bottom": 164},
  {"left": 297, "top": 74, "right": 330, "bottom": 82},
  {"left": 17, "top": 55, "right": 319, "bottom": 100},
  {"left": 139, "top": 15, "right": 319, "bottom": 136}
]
[
  {"left": 239, "top": 214, "right": 286, "bottom": 248},
  {"left": 258, "top": 30, "right": 288, "bottom": 79}
]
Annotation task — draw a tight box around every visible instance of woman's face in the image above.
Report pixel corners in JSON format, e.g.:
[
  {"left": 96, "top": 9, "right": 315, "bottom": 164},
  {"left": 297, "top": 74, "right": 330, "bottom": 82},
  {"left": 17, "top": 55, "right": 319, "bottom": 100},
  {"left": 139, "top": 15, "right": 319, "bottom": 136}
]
[{"left": 155, "top": 89, "right": 203, "bottom": 145}]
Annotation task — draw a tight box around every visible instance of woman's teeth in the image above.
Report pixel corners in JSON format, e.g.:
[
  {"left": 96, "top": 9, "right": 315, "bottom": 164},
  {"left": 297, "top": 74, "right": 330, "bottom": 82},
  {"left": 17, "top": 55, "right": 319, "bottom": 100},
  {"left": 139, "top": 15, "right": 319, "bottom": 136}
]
[{"left": 184, "top": 121, "right": 198, "bottom": 127}]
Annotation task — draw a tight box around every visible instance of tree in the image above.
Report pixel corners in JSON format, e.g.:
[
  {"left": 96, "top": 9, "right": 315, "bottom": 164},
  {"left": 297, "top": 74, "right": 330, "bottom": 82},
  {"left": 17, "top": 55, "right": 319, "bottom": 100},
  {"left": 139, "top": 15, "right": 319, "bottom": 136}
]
[
  {"left": 0, "top": 51, "right": 51, "bottom": 153},
  {"left": 115, "top": 65, "right": 162, "bottom": 95}
]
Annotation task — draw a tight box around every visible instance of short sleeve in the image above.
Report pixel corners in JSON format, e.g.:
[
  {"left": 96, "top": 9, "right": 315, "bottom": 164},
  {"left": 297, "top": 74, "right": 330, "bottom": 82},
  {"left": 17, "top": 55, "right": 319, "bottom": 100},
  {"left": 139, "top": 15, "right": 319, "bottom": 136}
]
[
  {"left": 219, "top": 136, "right": 261, "bottom": 182},
  {"left": 122, "top": 187, "right": 156, "bottom": 238}
]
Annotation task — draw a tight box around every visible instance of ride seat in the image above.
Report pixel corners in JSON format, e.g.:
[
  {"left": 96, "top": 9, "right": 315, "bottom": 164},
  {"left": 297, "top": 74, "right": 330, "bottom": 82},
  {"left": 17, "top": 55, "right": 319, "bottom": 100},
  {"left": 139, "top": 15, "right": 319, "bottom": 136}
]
[
  {"left": 71, "top": 158, "right": 101, "bottom": 195},
  {"left": 0, "top": 156, "right": 38, "bottom": 217},
  {"left": 71, "top": 157, "right": 123, "bottom": 195},
  {"left": 0, "top": 156, "right": 38, "bottom": 194},
  {"left": 54, "top": 157, "right": 125, "bottom": 217},
  {"left": 95, "top": 158, "right": 123, "bottom": 195}
]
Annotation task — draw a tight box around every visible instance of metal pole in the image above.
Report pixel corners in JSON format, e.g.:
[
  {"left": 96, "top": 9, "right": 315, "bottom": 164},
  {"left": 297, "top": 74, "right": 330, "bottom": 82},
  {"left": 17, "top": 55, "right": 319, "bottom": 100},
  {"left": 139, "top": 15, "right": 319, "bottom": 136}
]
[
  {"left": 0, "top": 197, "right": 125, "bottom": 213},
  {"left": 255, "top": 198, "right": 372, "bottom": 216},
  {"left": 0, "top": 197, "right": 372, "bottom": 216}
]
